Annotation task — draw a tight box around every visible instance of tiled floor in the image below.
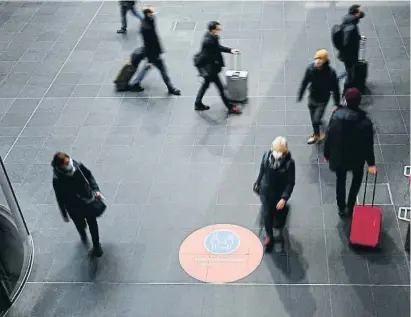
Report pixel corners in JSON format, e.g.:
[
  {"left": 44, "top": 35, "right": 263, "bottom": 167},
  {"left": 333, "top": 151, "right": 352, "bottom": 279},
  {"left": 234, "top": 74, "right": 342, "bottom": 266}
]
[{"left": 1, "top": 1, "right": 409, "bottom": 316}]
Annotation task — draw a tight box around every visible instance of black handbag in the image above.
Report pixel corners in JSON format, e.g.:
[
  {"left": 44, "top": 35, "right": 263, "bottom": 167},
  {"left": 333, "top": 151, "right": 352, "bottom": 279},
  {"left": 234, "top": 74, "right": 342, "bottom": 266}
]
[{"left": 77, "top": 167, "right": 107, "bottom": 218}]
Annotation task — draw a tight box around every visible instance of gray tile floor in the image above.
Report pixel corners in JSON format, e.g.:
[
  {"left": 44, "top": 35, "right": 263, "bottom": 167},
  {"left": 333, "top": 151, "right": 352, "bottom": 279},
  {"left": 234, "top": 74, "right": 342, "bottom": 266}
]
[{"left": 2, "top": 1, "right": 410, "bottom": 316}]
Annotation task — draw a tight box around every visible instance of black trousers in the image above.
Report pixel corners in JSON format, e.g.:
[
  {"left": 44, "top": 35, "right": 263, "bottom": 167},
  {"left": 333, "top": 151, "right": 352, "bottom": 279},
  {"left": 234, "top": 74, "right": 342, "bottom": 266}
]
[
  {"left": 132, "top": 56, "right": 174, "bottom": 91},
  {"left": 260, "top": 195, "right": 287, "bottom": 239},
  {"left": 343, "top": 61, "right": 356, "bottom": 94},
  {"left": 120, "top": 3, "right": 141, "bottom": 30},
  {"left": 71, "top": 213, "right": 100, "bottom": 248},
  {"left": 195, "top": 73, "right": 231, "bottom": 109},
  {"left": 308, "top": 100, "right": 327, "bottom": 135},
  {"left": 336, "top": 166, "right": 364, "bottom": 210}
]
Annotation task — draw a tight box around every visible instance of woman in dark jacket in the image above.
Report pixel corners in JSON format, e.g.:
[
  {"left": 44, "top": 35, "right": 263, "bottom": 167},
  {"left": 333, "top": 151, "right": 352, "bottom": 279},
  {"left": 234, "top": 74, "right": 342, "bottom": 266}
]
[
  {"left": 51, "top": 152, "right": 104, "bottom": 258},
  {"left": 253, "top": 137, "right": 296, "bottom": 251}
]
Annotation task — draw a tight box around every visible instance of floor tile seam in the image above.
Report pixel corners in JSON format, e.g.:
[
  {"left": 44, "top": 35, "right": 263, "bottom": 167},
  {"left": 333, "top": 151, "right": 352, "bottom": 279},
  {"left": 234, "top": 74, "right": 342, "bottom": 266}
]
[
  {"left": 24, "top": 281, "right": 411, "bottom": 287},
  {"left": 3, "top": 2, "right": 105, "bottom": 163},
  {"left": 388, "top": 8, "right": 410, "bottom": 60},
  {"left": 0, "top": 7, "right": 43, "bottom": 87},
  {"left": 0, "top": 94, "right": 408, "bottom": 100}
]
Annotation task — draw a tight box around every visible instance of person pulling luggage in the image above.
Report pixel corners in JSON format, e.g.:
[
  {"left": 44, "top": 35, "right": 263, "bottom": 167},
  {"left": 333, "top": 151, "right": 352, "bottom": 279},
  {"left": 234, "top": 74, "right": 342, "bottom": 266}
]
[
  {"left": 51, "top": 152, "right": 105, "bottom": 258},
  {"left": 128, "top": 7, "right": 181, "bottom": 95},
  {"left": 297, "top": 49, "right": 340, "bottom": 144},
  {"left": 117, "top": 1, "right": 143, "bottom": 34},
  {"left": 194, "top": 21, "right": 241, "bottom": 114},
  {"left": 324, "top": 88, "right": 376, "bottom": 217},
  {"left": 253, "top": 137, "right": 296, "bottom": 252}
]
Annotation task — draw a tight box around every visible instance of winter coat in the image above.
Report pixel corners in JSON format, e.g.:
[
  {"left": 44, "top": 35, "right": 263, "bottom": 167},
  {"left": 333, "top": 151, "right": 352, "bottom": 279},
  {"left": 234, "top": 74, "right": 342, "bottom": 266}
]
[
  {"left": 140, "top": 17, "right": 163, "bottom": 62},
  {"left": 52, "top": 161, "right": 100, "bottom": 218},
  {"left": 198, "top": 32, "right": 232, "bottom": 76},
  {"left": 297, "top": 61, "right": 340, "bottom": 106},
  {"left": 324, "top": 107, "right": 375, "bottom": 171},
  {"left": 255, "top": 151, "right": 296, "bottom": 202},
  {"left": 338, "top": 13, "right": 361, "bottom": 63}
]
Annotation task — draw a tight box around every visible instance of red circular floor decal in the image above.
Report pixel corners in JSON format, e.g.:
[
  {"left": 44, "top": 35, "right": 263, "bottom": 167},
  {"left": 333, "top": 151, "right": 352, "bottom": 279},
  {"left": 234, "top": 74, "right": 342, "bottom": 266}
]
[{"left": 179, "top": 224, "right": 264, "bottom": 283}]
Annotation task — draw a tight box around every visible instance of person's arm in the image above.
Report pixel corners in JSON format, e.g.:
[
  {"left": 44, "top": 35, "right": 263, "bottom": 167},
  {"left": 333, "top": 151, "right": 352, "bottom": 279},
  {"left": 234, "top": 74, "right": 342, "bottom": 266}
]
[
  {"left": 364, "top": 121, "right": 376, "bottom": 167},
  {"left": 297, "top": 67, "right": 310, "bottom": 102},
  {"left": 219, "top": 44, "right": 232, "bottom": 54},
  {"left": 331, "top": 70, "right": 341, "bottom": 106},
  {"left": 53, "top": 179, "right": 68, "bottom": 219},
  {"left": 281, "top": 160, "right": 295, "bottom": 201},
  {"left": 79, "top": 163, "right": 99, "bottom": 192},
  {"left": 255, "top": 153, "right": 267, "bottom": 186},
  {"left": 130, "top": 6, "right": 143, "bottom": 20},
  {"left": 324, "top": 116, "right": 335, "bottom": 160}
]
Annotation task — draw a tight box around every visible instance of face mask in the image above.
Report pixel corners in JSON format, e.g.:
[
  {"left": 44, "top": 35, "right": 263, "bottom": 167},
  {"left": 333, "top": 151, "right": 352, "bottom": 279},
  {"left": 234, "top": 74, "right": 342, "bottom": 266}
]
[
  {"left": 272, "top": 151, "right": 283, "bottom": 160},
  {"left": 64, "top": 158, "right": 75, "bottom": 175}
]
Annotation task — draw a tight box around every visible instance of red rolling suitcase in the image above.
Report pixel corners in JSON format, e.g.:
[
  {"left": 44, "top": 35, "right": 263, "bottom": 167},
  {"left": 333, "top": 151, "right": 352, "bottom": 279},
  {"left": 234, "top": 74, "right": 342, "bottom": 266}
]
[{"left": 350, "top": 171, "right": 382, "bottom": 247}]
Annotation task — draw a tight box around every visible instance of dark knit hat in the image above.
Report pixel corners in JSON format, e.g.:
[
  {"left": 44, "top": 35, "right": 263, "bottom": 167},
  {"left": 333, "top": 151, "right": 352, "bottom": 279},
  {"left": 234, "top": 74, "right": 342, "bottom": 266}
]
[{"left": 345, "top": 88, "right": 361, "bottom": 108}]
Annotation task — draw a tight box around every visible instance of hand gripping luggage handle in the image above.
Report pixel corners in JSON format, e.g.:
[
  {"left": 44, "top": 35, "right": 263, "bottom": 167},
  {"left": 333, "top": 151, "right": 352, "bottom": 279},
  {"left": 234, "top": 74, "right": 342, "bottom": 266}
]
[{"left": 362, "top": 170, "right": 377, "bottom": 207}]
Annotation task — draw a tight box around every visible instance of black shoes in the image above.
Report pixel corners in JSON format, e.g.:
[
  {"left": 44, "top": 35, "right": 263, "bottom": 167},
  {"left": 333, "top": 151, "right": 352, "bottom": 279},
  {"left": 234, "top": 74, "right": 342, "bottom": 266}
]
[
  {"left": 90, "top": 244, "right": 103, "bottom": 258},
  {"left": 195, "top": 103, "right": 210, "bottom": 111},
  {"left": 168, "top": 88, "right": 181, "bottom": 96},
  {"left": 129, "top": 84, "right": 144, "bottom": 92},
  {"left": 117, "top": 28, "right": 127, "bottom": 34}
]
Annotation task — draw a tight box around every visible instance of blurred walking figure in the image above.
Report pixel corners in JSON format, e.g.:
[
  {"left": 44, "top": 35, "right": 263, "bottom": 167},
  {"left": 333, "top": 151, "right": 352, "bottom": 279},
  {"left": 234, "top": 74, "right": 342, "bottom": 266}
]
[
  {"left": 253, "top": 137, "right": 295, "bottom": 252},
  {"left": 129, "top": 7, "right": 181, "bottom": 95},
  {"left": 117, "top": 1, "right": 143, "bottom": 34},
  {"left": 297, "top": 49, "right": 340, "bottom": 144},
  {"left": 193, "top": 21, "right": 241, "bottom": 114},
  {"left": 51, "top": 152, "right": 105, "bottom": 258},
  {"left": 324, "top": 88, "right": 376, "bottom": 217}
]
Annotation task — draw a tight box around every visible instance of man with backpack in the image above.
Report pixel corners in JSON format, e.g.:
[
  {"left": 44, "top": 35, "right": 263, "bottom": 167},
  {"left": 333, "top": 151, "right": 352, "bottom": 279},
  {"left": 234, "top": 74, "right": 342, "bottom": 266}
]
[
  {"left": 297, "top": 49, "right": 340, "bottom": 145},
  {"left": 324, "top": 88, "right": 376, "bottom": 217},
  {"left": 193, "top": 21, "right": 241, "bottom": 114},
  {"left": 331, "top": 4, "right": 366, "bottom": 95}
]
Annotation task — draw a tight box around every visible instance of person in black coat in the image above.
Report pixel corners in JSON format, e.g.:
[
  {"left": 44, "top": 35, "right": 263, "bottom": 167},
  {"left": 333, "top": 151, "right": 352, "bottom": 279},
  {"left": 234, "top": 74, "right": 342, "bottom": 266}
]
[
  {"left": 194, "top": 21, "right": 241, "bottom": 114},
  {"left": 117, "top": 1, "right": 142, "bottom": 34},
  {"left": 324, "top": 88, "right": 376, "bottom": 217},
  {"left": 51, "top": 152, "right": 104, "bottom": 257},
  {"left": 297, "top": 49, "right": 340, "bottom": 145},
  {"left": 129, "top": 7, "right": 181, "bottom": 95},
  {"left": 338, "top": 4, "right": 365, "bottom": 94},
  {"left": 253, "top": 137, "right": 296, "bottom": 252}
]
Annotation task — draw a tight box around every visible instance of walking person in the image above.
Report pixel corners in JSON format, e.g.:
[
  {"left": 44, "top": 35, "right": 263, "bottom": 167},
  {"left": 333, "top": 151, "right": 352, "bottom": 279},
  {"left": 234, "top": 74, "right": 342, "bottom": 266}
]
[
  {"left": 128, "top": 7, "right": 181, "bottom": 95},
  {"left": 253, "top": 137, "right": 296, "bottom": 252},
  {"left": 194, "top": 21, "right": 241, "bottom": 114},
  {"left": 324, "top": 88, "right": 376, "bottom": 217},
  {"left": 51, "top": 152, "right": 105, "bottom": 258},
  {"left": 117, "top": 1, "right": 143, "bottom": 34},
  {"left": 336, "top": 4, "right": 366, "bottom": 94},
  {"left": 297, "top": 49, "right": 340, "bottom": 144}
]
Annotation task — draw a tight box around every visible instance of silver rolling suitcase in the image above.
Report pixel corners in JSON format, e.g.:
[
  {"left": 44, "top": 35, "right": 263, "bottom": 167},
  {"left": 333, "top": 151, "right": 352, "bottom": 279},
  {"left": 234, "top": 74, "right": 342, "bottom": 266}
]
[{"left": 225, "top": 54, "right": 248, "bottom": 103}]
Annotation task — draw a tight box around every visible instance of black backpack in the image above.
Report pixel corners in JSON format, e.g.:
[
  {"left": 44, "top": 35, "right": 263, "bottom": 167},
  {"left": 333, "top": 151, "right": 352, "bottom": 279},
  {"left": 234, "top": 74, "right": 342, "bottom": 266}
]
[
  {"left": 331, "top": 24, "right": 344, "bottom": 51},
  {"left": 193, "top": 52, "right": 205, "bottom": 68}
]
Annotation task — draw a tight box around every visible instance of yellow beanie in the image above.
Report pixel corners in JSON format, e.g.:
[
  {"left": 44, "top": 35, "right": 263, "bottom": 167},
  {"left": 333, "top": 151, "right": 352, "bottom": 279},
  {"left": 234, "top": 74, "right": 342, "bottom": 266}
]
[{"left": 314, "top": 49, "right": 328, "bottom": 61}]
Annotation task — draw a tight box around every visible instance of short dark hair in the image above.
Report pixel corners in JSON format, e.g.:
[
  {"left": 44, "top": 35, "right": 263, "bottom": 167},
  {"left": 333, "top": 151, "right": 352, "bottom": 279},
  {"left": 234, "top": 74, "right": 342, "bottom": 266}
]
[
  {"left": 51, "top": 152, "right": 69, "bottom": 168},
  {"left": 349, "top": 4, "right": 361, "bottom": 14},
  {"left": 143, "top": 7, "right": 153, "bottom": 16},
  {"left": 208, "top": 21, "right": 220, "bottom": 32}
]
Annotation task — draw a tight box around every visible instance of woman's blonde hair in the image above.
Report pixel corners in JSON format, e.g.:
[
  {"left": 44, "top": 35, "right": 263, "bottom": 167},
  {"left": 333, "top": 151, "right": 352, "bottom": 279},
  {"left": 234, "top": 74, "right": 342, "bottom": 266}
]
[{"left": 271, "top": 136, "right": 288, "bottom": 153}]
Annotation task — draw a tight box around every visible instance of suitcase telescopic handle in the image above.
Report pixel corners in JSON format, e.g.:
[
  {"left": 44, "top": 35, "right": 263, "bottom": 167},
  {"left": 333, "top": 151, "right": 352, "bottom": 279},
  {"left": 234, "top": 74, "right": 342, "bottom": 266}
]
[
  {"left": 362, "top": 170, "right": 377, "bottom": 207},
  {"left": 231, "top": 53, "right": 241, "bottom": 71}
]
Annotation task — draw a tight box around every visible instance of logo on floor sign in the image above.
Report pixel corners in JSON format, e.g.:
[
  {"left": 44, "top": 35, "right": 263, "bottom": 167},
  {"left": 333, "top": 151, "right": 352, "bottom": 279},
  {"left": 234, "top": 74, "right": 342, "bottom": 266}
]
[
  {"left": 179, "top": 224, "right": 263, "bottom": 283},
  {"left": 204, "top": 229, "right": 240, "bottom": 254}
]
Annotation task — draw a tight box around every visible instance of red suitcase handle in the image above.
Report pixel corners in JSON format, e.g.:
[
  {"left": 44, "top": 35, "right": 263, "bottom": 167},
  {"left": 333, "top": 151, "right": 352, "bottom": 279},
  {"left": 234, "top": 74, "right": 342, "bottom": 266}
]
[{"left": 362, "top": 170, "right": 377, "bottom": 206}]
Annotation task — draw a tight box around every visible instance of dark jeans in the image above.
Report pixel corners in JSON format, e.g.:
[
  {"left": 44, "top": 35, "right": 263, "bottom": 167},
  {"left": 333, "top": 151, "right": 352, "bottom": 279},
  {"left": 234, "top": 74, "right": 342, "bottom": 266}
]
[
  {"left": 343, "top": 61, "right": 356, "bottom": 94},
  {"left": 336, "top": 166, "right": 364, "bottom": 211},
  {"left": 260, "top": 196, "right": 286, "bottom": 239},
  {"left": 308, "top": 101, "right": 327, "bottom": 135},
  {"left": 195, "top": 73, "right": 230, "bottom": 109},
  {"left": 71, "top": 213, "right": 100, "bottom": 248},
  {"left": 120, "top": 3, "right": 142, "bottom": 30},
  {"left": 132, "top": 57, "right": 174, "bottom": 90}
]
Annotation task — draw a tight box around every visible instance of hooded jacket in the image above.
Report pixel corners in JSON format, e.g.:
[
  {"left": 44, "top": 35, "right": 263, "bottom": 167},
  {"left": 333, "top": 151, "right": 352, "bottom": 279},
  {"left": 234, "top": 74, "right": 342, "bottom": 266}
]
[
  {"left": 297, "top": 61, "right": 340, "bottom": 106},
  {"left": 199, "top": 32, "right": 232, "bottom": 76},
  {"left": 338, "top": 13, "right": 361, "bottom": 63},
  {"left": 255, "top": 151, "right": 296, "bottom": 201},
  {"left": 324, "top": 107, "right": 375, "bottom": 171},
  {"left": 52, "top": 160, "right": 100, "bottom": 218},
  {"left": 140, "top": 16, "right": 163, "bottom": 62}
]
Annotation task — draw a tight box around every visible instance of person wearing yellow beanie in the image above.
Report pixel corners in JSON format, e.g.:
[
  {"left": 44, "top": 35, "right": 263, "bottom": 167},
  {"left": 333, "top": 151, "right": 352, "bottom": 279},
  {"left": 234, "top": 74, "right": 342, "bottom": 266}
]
[{"left": 297, "top": 49, "right": 340, "bottom": 144}]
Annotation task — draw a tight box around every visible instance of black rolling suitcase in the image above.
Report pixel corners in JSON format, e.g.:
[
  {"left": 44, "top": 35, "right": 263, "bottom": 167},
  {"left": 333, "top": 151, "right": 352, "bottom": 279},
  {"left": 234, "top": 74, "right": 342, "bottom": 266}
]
[
  {"left": 113, "top": 48, "right": 145, "bottom": 92},
  {"left": 353, "top": 38, "right": 368, "bottom": 93},
  {"left": 405, "top": 223, "right": 410, "bottom": 252}
]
